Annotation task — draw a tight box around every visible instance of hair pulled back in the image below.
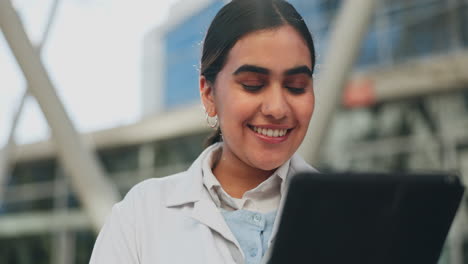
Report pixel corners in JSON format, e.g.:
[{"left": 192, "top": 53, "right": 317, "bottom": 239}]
[{"left": 201, "top": 0, "right": 316, "bottom": 147}]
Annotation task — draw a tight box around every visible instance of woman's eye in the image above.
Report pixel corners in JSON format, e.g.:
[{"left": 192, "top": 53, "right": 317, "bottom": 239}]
[
  {"left": 242, "top": 84, "right": 264, "bottom": 92},
  {"left": 286, "top": 86, "right": 306, "bottom": 94},
  {"left": 285, "top": 78, "right": 309, "bottom": 94}
]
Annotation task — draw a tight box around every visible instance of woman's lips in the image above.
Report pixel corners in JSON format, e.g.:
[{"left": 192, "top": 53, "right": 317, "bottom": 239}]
[{"left": 248, "top": 125, "right": 292, "bottom": 144}]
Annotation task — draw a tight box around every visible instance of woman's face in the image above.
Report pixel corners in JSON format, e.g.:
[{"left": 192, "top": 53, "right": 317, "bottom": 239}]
[{"left": 201, "top": 25, "right": 315, "bottom": 171}]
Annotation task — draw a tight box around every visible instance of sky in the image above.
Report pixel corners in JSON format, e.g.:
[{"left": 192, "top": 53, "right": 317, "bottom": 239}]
[{"left": 0, "top": 0, "right": 177, "bottom": 146}]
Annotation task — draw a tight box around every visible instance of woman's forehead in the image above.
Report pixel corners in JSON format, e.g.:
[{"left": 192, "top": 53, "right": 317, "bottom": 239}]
[{"left": 224, "top": 25, "right": 312, "bottom": 73}]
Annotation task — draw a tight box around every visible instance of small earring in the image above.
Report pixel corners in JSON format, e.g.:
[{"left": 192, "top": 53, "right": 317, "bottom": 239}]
[{"left": 205, "top": 112, "right": 218, "bottom": 128}]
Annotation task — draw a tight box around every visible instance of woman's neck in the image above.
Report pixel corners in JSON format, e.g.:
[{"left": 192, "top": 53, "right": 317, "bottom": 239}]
[{"left": 212, "top": 147, "right": 274, "bottom": 198}]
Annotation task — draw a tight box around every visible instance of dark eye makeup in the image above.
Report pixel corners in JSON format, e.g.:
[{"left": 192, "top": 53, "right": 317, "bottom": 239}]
[
  {"left": 242, "top": 84, "right": 264, "bottom": 92},
  {"left": 242, "top": 84, "right": 306, "bottom": 94},
  {"left": 286, "top": 87, "right": 306, "bottom": 94},
  {"left": 284, "top": 76, "right": 309, "bottom": 94},
  {"left": 237, "top": 72, "right": 310, "bottom": 94}
]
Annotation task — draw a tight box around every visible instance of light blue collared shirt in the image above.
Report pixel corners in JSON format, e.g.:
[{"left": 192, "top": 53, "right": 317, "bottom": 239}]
[{"left": 222, "top": 209, "right": 277, "bottom": 264}]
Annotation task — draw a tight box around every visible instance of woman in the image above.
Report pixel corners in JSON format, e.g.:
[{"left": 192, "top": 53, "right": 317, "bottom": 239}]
[{"left": 90, "top": 0, "right": 317, "bottom": 263}]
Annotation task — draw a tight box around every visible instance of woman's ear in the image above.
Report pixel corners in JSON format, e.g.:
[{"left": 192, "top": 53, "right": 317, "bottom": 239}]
[{"left": 200, "top": 75, "right": 217, "bottom": 117}]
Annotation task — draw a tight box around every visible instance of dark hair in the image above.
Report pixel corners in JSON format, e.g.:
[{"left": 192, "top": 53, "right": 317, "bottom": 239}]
[{"left": 201, "top": 0, "right": 316, "bottom": 147}]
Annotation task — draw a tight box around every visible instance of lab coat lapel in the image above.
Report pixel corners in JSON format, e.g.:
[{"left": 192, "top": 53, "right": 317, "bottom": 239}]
[
  {"left": 165, "top": 144, "right": 219, "bottom": 207},
  {"left": 164, "top": 143, "right": 241, "bottom": 249},
  {"left": 191, "top": 199, "right": 239, "bottom": 247}
]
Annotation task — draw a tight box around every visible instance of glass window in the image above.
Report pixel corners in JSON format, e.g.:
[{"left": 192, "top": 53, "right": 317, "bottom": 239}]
[
  {"left": 356, "top": 22, "right": 379, "bottom": 67},
  {"left": 3, "top": 198, "right": 54, "bottom": 213},
  {"left": 98, "top": 145, "right": 139, "bottom": 174},
  {"left": 387, "top": 0, "right": 452, "bottom": 61},
  {"left": 461, "top": 4, "right": 468, "bottom": 47},
  {"left": 154, "top": 132, "right": 208, "bottom": 170},
  {"left": 10, "top": 159, "right": 56, "bottom": 185},
  {"left": 75, "top": 231, "right": 96, "bottom": 264},
  {"left": 4, "top": 159, "right": 56, "bottom": 213},
  {"left": 164, "top": 1, "right": 225, "bottom": 109},
  {"left": 0, "top": 235, "right": 51, "bottom": 264}
]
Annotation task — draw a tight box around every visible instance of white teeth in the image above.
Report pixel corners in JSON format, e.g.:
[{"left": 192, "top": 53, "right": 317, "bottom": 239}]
[
  {"left": 251, "top": 126, "right": 288, "bottom": 138},
  {"left": 267, "top": 129, "right": 273, "bottom": 137}
]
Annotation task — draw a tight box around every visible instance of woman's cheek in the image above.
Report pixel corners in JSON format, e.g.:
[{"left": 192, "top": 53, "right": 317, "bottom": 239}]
[{"left": 296, "top": 96, "right": 315, "bottom": 126}]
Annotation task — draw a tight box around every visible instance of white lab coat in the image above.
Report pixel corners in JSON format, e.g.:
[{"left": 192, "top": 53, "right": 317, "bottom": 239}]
[{"left": 89, "top": 143, "right": 316, "bottom": 264}]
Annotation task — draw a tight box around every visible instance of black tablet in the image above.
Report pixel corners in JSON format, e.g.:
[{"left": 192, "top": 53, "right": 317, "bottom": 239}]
[{"left": 266, "top": 172, "right": 465, "bottom": 264}]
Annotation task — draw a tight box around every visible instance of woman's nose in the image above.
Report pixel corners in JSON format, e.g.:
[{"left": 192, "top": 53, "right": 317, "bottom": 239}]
[{"left": 261, "top": 85, "right": 289, "bottom": 120}]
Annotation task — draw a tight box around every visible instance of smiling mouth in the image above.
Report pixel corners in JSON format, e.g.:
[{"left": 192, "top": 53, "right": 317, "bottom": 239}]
[{"left": 248, "top": 125, "right": 292, "bottom": 138}]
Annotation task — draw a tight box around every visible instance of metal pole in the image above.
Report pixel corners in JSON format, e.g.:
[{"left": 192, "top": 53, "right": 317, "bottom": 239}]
[
  {"left": 0, "top": 0, "right": 120, "bottom": 232},
  {"left": 298, "top": 0, "right": 378, "bottom": 164},
  {"left": 38, "top": 0, "right": 61, "bottom": 50},
  {"left": 0, "top": 0, "right": 59, "bottom": 201}
]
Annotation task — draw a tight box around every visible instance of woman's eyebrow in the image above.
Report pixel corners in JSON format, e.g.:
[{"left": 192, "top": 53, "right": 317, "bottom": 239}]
[
  {"left": 284, "top": 65, "right": 313, "bottom": 77},
  {"left": 233, "top": 64, "right": 270, "bottom": 75},
  {"left": 232, "top": 64, "right": 312, "bottom": 77}
]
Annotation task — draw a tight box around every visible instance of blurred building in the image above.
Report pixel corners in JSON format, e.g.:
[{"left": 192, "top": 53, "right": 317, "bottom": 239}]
[{"left": 1, "top": 0, "right": 468, "bottom": 263}]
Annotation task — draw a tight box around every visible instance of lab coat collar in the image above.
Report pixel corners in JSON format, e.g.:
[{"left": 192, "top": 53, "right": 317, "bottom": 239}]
[
  {"left": 164, "top": 143, "right": 221, "bottom": 207},
  {"left": 164, "top": 143, "right": 241, "bottom": 253}
]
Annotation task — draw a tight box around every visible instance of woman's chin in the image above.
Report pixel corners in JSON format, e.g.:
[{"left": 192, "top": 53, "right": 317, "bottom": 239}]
[{"left": 250, "top": 156, "right": 289, "bottom": 172}]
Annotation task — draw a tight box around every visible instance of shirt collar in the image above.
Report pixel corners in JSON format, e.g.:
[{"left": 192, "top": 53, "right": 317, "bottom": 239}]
[
  {"left": 201, "top": 143, "right": 291, "bottom": 209},
  {"left": 164, "top": 142, "right": 318, "bottom": 208}
]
